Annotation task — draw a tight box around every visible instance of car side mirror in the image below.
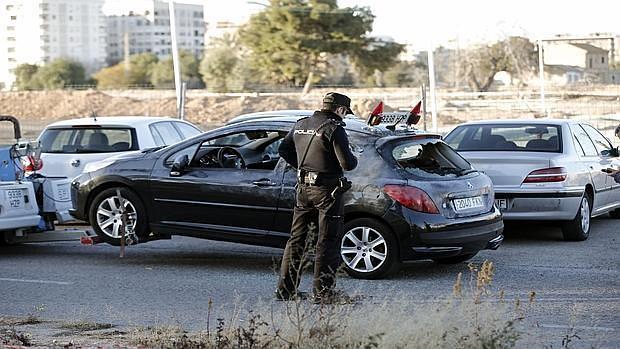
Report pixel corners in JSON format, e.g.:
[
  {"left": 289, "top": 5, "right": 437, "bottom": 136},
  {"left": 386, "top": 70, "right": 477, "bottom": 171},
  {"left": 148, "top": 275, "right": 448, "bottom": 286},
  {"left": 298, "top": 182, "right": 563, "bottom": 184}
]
[
  {"left": 170, "top": 154, "right": 189, "bottom": 177},
  {"left": 610, "top": 147, "right": 619, "bottom": 157}
]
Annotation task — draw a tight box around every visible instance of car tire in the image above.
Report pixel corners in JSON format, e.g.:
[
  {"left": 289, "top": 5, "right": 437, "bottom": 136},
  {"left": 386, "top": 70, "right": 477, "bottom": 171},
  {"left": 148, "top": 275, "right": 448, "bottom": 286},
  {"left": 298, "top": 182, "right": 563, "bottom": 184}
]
[
  {"left": 561, "top": 194, "right": 591, "bottom": 241},
  {"left": 339, "top": 218, "right": 399, "bottom": 279},
  {"left": 88, "top": 187, "right": 148, "bottom": 246},
  {"left": 432, "top": 253, "right": 477, "bottom": 264},
  {"left": 609, "top": 208, "right": 620, "bottom": 219}
]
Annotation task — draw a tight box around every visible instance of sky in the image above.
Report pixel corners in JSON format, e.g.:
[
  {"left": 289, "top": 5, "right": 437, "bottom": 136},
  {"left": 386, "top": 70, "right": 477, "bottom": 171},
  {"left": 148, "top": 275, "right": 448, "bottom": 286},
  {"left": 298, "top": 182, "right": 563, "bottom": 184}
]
[{"left": 103, "top": 0, "right": 620, "bottom": 50}]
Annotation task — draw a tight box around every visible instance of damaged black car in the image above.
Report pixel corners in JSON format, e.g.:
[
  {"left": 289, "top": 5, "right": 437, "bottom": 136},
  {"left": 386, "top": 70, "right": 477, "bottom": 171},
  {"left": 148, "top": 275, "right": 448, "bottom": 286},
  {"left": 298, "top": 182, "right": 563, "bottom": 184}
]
[{"left": 70, "top": 111, "right": 503, "bottom": 279}]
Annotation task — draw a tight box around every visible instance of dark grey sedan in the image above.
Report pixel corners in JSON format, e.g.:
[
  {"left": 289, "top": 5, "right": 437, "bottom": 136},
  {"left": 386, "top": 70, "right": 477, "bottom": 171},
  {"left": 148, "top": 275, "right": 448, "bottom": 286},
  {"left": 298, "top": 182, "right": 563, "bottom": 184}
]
[{"left": 71, "top": 111, "right": 503, "bottom": 279}]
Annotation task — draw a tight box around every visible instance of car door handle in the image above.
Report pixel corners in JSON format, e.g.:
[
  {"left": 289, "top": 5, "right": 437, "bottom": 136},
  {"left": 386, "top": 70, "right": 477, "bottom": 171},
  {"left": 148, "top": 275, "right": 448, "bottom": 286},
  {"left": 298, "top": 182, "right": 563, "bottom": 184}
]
[{"left": 253, "top": 179, "right": 277, "bottom": 187}]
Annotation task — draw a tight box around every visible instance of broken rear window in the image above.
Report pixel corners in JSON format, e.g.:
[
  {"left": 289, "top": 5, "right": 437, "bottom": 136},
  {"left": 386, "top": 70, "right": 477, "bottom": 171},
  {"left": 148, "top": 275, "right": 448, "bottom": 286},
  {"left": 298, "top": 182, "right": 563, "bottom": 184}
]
[{"left": 390, "top": 139, "right": 472, "bottom": 178}]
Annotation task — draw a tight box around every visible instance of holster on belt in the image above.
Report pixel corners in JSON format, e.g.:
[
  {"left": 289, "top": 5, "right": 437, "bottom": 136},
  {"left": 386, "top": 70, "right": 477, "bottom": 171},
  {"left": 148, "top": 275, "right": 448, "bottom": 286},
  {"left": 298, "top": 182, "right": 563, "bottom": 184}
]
[{"left": 330, "top": 177, "right": 352, "bottom": 199}]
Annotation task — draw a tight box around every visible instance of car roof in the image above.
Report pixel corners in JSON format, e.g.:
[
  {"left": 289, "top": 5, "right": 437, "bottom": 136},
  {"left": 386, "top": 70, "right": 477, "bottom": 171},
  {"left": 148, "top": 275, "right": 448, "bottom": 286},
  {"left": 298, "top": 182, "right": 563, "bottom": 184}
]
[
  {"left": 45, "top": 116, "right": 182, "bottom": 128},
  {"left": 227, "top": 110, "right": 442, "bottom": 139},
  {"left": 456, "top": 118, "right": 576, "bottom": 126},
  {"left": 227, "top": 110, "right": 315, "bottom": 124}
]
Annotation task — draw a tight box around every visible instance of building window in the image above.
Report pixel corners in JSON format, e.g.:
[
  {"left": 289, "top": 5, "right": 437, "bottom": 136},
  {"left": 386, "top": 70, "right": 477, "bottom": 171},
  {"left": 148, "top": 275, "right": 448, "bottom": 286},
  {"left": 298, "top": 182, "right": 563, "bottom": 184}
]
[
  {"left": 7, "top": 37, "right": 15, "bottom": 41},
  {"left": 8, "top": 47, "right": 15, "bottom": 52},
  {"left": 601, "top": 57, "right": 605, "bottom": 64},
  {"left": 589, "top": 58, "right": 592, "bottom": 68},
  {"left": 10, "top": 15, "right": 17, "bottom": 20},
  {"left": 7, "top": 26, "right": 15, "bottom": 31}
]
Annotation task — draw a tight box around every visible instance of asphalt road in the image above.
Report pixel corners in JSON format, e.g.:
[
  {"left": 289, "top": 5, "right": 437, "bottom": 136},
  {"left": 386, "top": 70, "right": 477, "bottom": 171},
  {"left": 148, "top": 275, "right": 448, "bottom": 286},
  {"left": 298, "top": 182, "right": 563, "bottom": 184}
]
[{"left": 1, "top": 217, "right": 618, "bottom": 348}]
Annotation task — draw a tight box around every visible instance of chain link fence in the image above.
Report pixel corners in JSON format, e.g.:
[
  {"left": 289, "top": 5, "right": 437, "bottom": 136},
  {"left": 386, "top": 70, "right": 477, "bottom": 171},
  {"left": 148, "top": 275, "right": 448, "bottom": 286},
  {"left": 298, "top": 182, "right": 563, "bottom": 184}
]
[{"left": 1, "top": 86, "right": 619, "bottom": 146}]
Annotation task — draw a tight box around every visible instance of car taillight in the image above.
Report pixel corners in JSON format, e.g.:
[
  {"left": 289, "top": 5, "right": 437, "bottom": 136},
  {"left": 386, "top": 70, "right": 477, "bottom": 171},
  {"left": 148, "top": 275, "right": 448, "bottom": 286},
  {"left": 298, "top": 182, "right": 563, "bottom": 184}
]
[
  {"left": 383, "top": 185, "right": 439, "bottom": 214},
  {"left": 523, "top": 167, "right": 567, "bottom": 183}
]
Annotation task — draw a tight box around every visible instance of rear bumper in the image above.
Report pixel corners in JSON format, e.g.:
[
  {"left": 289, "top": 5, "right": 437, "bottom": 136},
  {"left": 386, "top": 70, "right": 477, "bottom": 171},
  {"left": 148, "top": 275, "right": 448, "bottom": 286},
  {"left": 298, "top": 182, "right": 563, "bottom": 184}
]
[
  {"left": 0, "top": 214, "right": 41, "bottom": 231},
  {"left": 397, "top": 207, "right": 504, "bottom": 260},
  {"left": 495, "top": 189, "right": 582, "bottom": 221}
]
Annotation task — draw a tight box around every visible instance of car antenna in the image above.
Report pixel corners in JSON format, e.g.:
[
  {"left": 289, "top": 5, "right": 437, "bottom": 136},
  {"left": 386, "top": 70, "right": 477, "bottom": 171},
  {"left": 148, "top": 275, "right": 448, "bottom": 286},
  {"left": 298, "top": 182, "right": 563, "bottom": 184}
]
[{"left": 90, "top": 110, "right": 98, "bottom": 122}]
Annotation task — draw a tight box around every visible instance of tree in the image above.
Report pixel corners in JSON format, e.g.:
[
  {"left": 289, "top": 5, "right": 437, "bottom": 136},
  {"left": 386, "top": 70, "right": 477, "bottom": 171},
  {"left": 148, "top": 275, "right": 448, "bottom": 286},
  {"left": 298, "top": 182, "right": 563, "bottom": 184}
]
[
  {"left": 128, "top": 52, "right": 158, "bottom": 86},
  {"left": 200, "top": 35, "right": 242, "bottom": 92},
  {"left": 13, "top": 64, "right": 39, "bottom": 90},
  {"left": 33, "top": 59, "right": 86, "bottom": 89},
  {"left": 238, "top": 0, "right": 404, "bottom": 91},
  {"left": 383, "top": 60, "right": 428, "bottom": 87},
  {"left": 94, "top": 53, "right": 158, "bottom": 88},
  {"left": 93, "top": 64, "right": 131, "bottom": 89},
  {"left": 460, "top": 36, "right": 537, "bottom": 92},
  {"left": 151, "top": 50, "right": 203, "bottom": 88}
]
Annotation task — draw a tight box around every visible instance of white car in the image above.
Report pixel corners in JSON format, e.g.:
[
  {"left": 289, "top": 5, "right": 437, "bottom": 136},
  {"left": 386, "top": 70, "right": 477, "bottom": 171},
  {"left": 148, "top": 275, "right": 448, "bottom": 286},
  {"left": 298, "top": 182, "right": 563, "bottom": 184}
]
[{"left": 37, "top": 116, "right": 202, "bottom": 179}]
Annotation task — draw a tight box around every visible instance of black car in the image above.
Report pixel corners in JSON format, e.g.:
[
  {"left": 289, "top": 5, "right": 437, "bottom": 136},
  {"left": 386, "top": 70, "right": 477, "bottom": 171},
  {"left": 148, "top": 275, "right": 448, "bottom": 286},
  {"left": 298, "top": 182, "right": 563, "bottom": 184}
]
[{"left": 70, "top": 111, "right": 503, "bottom": 279}]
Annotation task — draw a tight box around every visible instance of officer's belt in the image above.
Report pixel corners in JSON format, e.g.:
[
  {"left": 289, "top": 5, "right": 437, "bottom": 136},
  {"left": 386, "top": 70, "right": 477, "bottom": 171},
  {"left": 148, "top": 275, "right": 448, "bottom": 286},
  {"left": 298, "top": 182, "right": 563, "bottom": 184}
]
[{"left": 297, "top": 169, "right": 341, "bottom": 186}]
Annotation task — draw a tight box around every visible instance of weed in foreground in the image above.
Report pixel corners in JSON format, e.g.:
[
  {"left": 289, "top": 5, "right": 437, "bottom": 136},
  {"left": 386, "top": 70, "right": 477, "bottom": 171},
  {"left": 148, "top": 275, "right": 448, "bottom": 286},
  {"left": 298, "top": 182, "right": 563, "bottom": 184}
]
[{"left": 125, "top": 259, "right": 532, "bottom": 349}]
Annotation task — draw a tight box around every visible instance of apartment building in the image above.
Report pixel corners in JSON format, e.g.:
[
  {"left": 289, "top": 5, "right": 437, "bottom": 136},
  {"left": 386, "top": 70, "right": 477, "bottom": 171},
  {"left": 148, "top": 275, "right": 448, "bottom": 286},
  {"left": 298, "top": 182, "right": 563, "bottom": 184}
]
[
  {"left": 105, "top": 0, "right": 205, "bottom": 65},
  {"left": 544, "top": 42, "right": 611, "bottom": 84},
  {"left": 0, "top": 0, "right": 106, "bottom": 89}
]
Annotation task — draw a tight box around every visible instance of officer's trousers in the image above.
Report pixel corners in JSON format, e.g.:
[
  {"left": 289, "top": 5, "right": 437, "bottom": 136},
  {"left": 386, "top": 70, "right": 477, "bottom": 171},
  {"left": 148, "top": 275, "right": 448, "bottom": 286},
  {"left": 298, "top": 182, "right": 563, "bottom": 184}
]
[{"left": 277, "top": 182, "right": 344, "bottom": 296}]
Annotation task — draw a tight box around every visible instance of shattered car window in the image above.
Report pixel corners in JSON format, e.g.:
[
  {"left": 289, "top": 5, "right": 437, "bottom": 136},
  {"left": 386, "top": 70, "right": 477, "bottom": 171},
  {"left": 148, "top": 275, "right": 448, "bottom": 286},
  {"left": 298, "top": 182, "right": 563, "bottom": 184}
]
[{"left": 391, "top": 140, "right": 472, "bottom": 177}]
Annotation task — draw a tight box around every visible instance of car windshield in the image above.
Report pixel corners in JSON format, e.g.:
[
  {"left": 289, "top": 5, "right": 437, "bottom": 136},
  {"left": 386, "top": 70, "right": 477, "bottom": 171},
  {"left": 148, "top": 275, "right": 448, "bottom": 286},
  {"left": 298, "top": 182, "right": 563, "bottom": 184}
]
[
  {"left": 389, "top": 139, "right": 473, "bottom": 178},
  {"left": 40, "top": 127, "right": 138, "bottom": 153},
  {"left": 444, "top": 124, "right": 562, "bottom": 153}
]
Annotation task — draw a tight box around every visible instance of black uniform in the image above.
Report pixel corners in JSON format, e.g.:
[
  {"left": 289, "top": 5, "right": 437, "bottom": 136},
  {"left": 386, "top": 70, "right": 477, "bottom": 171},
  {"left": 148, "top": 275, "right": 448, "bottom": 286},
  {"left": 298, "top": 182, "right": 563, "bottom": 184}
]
[{"left": 276, "top": 110, "right": 358, "bottom": 298}]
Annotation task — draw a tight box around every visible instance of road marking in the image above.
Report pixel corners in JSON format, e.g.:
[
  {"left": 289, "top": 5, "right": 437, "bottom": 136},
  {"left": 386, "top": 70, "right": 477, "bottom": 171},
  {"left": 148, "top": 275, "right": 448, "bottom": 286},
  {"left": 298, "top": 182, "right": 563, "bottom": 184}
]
[
  {"left": 0, "top": 277, "right": 73, "bottom": 285},
  {"left": 539, "top": 324, "right": 616, "bottom": 332}
]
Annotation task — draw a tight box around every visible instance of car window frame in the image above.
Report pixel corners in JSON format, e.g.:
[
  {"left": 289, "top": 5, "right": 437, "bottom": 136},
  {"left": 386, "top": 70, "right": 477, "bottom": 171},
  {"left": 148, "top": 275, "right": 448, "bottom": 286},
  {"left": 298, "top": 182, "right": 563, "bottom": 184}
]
[
  {"left": 189, "top": 128, "right": 287, "bottom": 172},
  {"left": 149, "top": 121, "right": 184, "bottom": 146},
  {"left": 443, "top": 123, "right": 563, "bottom": 153},
  {"left": 39, "top": 126, "right": 138, "bottom": 154},
  {"left": 171, "top": 121, "right": 202, "bottom": 139},
  {"left": 579, "top": 123, "right": 613, "bottom": 156},
  {"left": 570, "top": 124, "right": 600, "bottom": 157}
]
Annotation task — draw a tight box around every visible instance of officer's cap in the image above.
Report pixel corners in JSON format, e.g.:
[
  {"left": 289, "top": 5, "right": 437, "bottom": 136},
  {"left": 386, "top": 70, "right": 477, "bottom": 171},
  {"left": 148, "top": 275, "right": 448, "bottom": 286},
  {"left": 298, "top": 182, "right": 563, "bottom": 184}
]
[{"left": 323, "top": 92, "right": 353, "bottom": 115}]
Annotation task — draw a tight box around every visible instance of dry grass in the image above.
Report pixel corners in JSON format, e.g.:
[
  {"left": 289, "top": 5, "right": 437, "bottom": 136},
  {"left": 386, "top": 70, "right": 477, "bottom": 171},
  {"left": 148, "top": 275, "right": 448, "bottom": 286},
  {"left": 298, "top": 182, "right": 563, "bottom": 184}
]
[{"left": 124, "top": 260, "right": 531, "bottom": 349}]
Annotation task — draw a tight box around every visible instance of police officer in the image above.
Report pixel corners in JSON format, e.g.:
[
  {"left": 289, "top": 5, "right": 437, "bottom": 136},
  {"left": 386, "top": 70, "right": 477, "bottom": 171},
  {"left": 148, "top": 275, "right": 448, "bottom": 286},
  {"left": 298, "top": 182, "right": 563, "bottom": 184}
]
[
  {"left": 607, "top": 124, "right": 620, "bottom": 183},
  {"left": 275, "top": 92, "right": 358, "bottom": 302}
]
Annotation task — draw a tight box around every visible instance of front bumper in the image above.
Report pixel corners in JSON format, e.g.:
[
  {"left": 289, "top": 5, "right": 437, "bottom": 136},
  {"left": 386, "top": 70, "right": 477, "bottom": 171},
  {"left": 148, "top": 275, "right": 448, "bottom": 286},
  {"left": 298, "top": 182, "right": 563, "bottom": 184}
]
[{"left": 495, "top": 188, "right": 583, "bottom": 221}]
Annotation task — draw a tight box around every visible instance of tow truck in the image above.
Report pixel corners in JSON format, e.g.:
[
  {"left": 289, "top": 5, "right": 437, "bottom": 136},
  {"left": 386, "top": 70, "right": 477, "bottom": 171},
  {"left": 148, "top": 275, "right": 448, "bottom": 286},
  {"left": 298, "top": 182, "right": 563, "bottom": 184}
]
[{"left": 0, "top": 115, "right": 98, "bottom": 245}]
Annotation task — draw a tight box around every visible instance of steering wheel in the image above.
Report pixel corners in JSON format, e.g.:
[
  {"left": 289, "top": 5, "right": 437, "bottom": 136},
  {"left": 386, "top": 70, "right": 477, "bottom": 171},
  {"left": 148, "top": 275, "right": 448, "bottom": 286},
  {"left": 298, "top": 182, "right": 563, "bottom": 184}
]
[{"left": 217, "top": 146, "right": 246, "bottom": 169}]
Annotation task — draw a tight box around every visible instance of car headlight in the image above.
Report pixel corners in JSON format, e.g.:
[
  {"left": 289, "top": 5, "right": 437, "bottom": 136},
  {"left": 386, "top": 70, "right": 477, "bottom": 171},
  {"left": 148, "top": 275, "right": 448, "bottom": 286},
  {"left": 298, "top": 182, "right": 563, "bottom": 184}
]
[{"left": 83, "top": 159, "right": 116, "bottom": 173}]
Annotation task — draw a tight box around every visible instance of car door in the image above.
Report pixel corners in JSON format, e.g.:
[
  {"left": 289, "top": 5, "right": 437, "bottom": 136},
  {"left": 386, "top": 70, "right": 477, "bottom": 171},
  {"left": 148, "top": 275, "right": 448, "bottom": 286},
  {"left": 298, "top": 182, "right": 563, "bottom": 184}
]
[
  {"left": 580, "top": 123, "right": 616, "bottom": 206},
  {"left": 149, "top": 127, "right": 287, "bottom": 243},
  {"left": 272, "top": 160, "right": 297, "bottom": 236},
  {"left": 570, "top": 124, "right": 610, "bottom": 209}
]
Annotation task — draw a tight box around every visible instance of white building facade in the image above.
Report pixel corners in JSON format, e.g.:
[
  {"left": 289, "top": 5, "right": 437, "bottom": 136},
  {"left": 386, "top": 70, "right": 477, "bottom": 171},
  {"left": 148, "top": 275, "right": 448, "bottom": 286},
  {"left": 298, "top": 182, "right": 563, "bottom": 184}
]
[
  {"left": 105, "top": 1, "right": 205, "bottom": 65},
  {"left": 0, "top": 0, "right": 106, "bottom": 89}
]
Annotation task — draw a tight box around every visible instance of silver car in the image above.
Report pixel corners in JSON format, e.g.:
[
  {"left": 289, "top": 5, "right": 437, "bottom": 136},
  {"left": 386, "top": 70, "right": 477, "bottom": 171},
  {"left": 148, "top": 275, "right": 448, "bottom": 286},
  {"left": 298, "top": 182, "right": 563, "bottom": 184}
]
[{"left": 444, "top": 119, "right": 620, "bottom": 241}]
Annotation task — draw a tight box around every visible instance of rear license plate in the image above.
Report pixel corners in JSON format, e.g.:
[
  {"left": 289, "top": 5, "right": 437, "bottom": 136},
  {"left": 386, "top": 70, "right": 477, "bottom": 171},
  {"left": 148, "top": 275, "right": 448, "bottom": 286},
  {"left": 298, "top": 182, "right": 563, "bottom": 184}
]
[
  {"left": 6, "top": 189, "right": 24, "bottom": 209},
  {"left": 453, "top": 196, "right": 484, "bottom": 212},
  {"left": 56, "top": 184, "right": 70, "bottom": 202},
  {"left": 495, "top": 199, "right": 508, "bottom": 210}
]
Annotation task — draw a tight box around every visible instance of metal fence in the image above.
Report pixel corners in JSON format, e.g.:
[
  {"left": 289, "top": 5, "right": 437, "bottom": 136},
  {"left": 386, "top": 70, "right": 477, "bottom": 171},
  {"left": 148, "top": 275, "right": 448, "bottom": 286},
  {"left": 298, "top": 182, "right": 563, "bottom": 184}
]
[{"left": 1, "top": 86, "right": 619, "bottom": 146}]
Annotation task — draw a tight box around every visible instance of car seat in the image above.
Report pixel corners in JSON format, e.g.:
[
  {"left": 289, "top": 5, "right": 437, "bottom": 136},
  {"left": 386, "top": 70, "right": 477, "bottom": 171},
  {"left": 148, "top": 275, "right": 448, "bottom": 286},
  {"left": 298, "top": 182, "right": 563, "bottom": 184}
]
[
  {"left": 87, "top": 133, "right": 109, "bottom": 151},
  {"left": 525, "top": 139, "right": 551, "bottom": 151}
]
